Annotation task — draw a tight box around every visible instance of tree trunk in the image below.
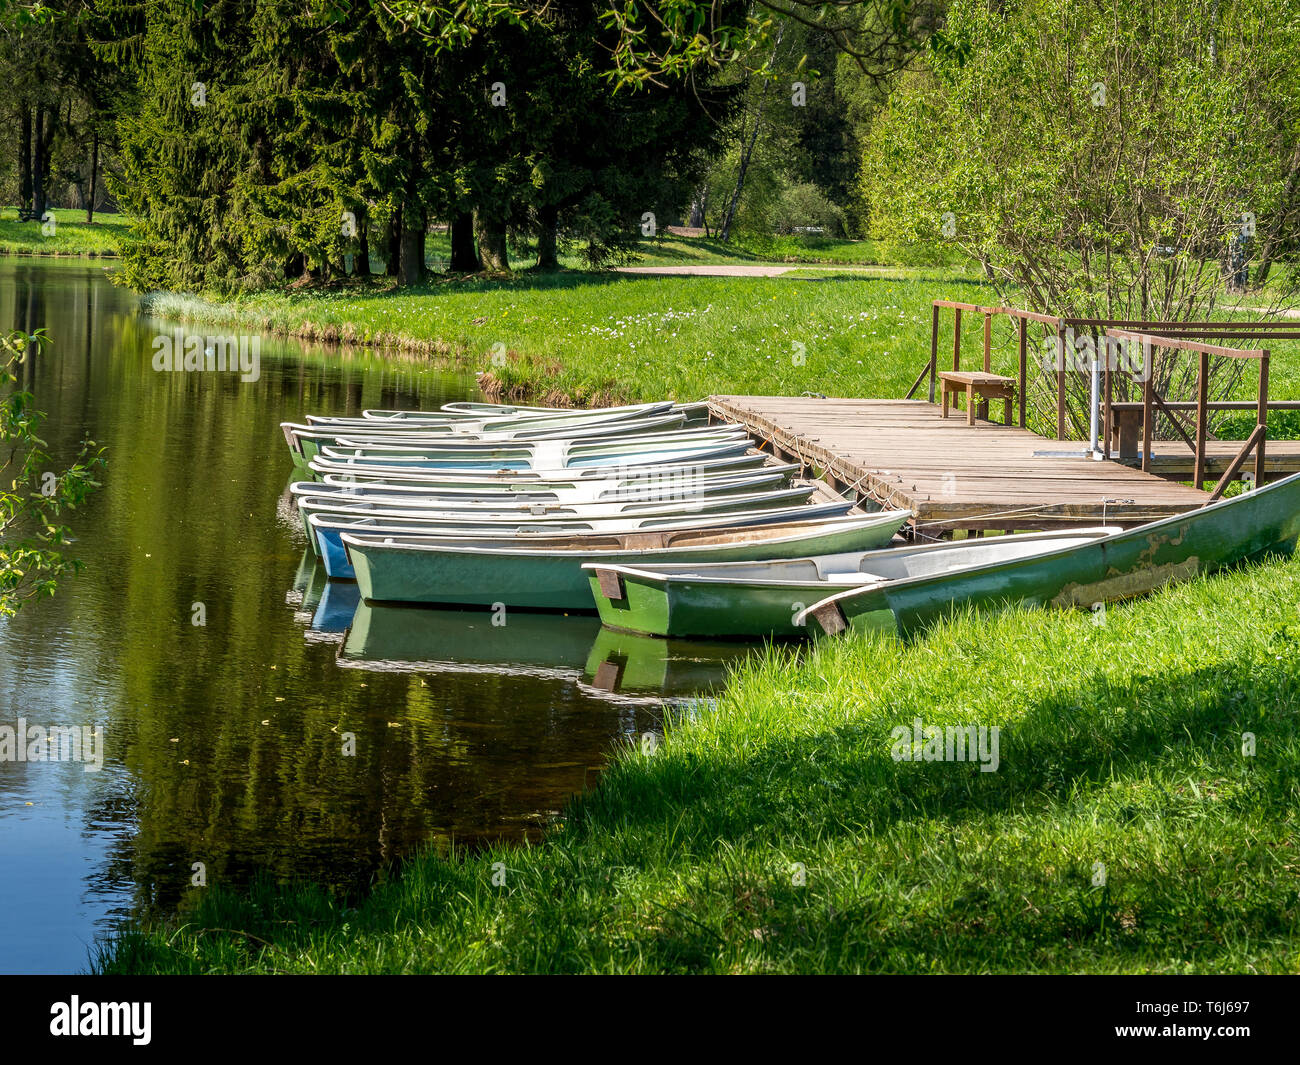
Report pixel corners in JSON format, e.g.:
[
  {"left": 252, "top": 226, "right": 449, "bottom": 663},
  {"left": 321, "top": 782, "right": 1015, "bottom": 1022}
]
[
  {"left": 38, "top": 105, "right": 56, "bottom": 215},
  {"left": 535, "top": 205, "right": 559, "bottom": 271},
  {"left": 474, "top": 209, "right": 510, "bottom": 272},
  {"left": 355, "top": 213, "right": 371, "bottom": 278},
  {"left": 386, "top": 215, "right": 402, "bottom": 277},
  {"left": 719, "top": 27, "right": 783, "bottom": 243},
  {"left": 449, "top": 211, "right": 481, "bottom": 271},
  {"left": 86, "top": 129, "right": 99, "bottom": 224},
  {"left": 398, "top": 205, "right": 425, "bottom": 287},
  {"left": 33, "top": 104, "right": 47, "bottom": 218},
  {"left": 19, "top": 103, "right": 32, "bottom": 215},
  {"left": 1252, "top": 140, "right": 1300, "bottom": 291},
  {"left": 688, "top": 185, "right": 706, "bottom": 228}
]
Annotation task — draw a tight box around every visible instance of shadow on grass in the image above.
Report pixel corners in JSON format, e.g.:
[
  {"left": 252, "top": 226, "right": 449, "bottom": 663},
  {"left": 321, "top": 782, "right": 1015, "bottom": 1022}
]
[
  {"left": 98, "top": 632, "right": 1300, "bottom": 972},
  {"left": 572, "top": 655, "right": 1297, "bottom": 846}
]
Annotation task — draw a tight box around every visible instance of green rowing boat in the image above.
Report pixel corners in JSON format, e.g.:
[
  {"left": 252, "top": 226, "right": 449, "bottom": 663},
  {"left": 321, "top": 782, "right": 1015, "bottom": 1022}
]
[
  {"left": 343, "top": 511, "right": 911, "bottom": 611},
  {"left": 584, "top": 528, "right": 1115, "bottom": 638},
  {"left": 798, "top": 470, "right": 1300, "bottom": 639}
]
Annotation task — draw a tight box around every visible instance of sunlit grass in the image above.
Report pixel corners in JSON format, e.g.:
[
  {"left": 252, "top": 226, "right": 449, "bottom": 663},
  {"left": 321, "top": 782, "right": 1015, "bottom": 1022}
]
[
  {"left": 99, "top": 553, "right": 1300, "bottom": 973},
  {"left": 140, "top": 270, "right": 992, "bottom": 404},
  {"left": 0, "top": 207, "right": 127, "bottom": 257}
]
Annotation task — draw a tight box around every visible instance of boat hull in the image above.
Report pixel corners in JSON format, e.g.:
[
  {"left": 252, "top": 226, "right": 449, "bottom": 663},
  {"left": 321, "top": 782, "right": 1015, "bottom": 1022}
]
[
  {"left": 345, "top": 513, "right": 910, "bottom": 610},
  {"left": 589, "top": 571, "right": 838, "bottom": 639},
  {"left": 316, "top": 498, "right": 854, "bottom": 578},
  {"left": 806, "top": 472, "right": 1300, "bottom": 638}
]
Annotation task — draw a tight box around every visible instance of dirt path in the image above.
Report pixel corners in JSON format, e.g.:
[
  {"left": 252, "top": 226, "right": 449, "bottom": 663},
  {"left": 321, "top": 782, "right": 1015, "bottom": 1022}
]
[{"left": 615, "top": 263, "right": 887, "bottom": 277}]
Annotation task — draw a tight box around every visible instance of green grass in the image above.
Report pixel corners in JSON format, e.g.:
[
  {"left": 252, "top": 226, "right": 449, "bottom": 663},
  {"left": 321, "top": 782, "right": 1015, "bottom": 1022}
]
[
  {"left": 99, "top": 555, "right": 1300, "bottom": 973},
  {"left": 0, "top": 207, "right": 127, "bottom": 257},
  {"left": 141, "top": 268, "right": 991, "bottom": 405},
  {"left": 627, "top": 233, "right": 970, "bottom": 268}
]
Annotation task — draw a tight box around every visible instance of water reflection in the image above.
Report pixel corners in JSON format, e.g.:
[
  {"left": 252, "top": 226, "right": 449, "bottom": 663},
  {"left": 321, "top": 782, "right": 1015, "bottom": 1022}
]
[
  {"left": 291, "top": 552, "right": 757, "bottom": 699},
  {"left": 0, "top": 259, "right": 763, "bottom": 974}
]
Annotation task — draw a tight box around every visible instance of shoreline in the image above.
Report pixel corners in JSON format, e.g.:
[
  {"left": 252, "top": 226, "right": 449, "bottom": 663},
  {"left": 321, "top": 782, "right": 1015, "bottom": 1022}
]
[{"left": 98, "top": 551, "right": 1300, "bottom": 974}]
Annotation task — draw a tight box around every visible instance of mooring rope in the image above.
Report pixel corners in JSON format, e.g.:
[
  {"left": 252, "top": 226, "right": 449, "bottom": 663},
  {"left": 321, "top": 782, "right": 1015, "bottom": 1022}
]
[{"left": 912, "top": 500, "right": 1101, "bottom": 529}]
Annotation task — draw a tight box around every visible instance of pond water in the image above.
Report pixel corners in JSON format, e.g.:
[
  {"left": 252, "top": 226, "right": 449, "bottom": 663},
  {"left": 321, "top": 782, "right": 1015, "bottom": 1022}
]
[{"left": 0, "top": 259, "right": 752, "bottom": 974}]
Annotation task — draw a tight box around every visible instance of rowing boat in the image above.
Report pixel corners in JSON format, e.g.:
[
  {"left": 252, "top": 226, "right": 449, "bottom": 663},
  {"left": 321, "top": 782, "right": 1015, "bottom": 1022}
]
[
  {"left": 289, "top": 465, "right": 796, "bottom": 509},
  {"left": 313, "top": 497, "right": 854, "bottom": 577},
  {"left": 309, "top": 451, "right": 771, "bottom": 486},
  {"left": 283, "top": 412, "right": 704, "bottom": 468},
  {"left": 292, "top": 465, "right": 790, "bottom": 507},
  {"left": 297, "top": 483, "right": 817, "bottom": 533},
  {"left": 306, "top": 426, "right": 747, "bottom": 468},
  {"left": 292, "top": 421, "right": 743, "bottom": 455},
  {"left": 435, "top": 400, "right": 710, "bottom": 423},
  {"left": 344, "top": 401, "right": 674, "bottom": 433},
  {"left": 300, "top": 484, "right": 821, "bottom": 555},
  {"left": 797, "top": 470, "right": 1300, "bottom": 638},
  {"left": 316, "top": 437, "right": 755, "bottom": 473},
  {"left": 584, "top": 529, "right": 1116, "bottom": 638},
  {"left": 305, "top": 400, "right": 676, "bottom": 429},
  {"left": 342, "top": 511, "right": 911, "bottom": 609}
]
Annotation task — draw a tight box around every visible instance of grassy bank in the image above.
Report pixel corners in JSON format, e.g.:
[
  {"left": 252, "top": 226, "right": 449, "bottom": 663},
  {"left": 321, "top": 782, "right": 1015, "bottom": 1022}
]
[
  {"left": 143, "top": 268, "right": 992, "bottom": 407},
  {"left": 101, "top": 554, "right": 1300, "bottom": 973},
  {"left": 0, "top": 207, "right": 127, "bottom": 257}
]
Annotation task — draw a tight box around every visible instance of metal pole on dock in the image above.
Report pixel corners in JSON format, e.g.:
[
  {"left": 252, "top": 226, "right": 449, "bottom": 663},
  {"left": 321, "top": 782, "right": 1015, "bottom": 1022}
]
[{"left": 1089, "top": 350, "right": 1102, "bottom": 459}]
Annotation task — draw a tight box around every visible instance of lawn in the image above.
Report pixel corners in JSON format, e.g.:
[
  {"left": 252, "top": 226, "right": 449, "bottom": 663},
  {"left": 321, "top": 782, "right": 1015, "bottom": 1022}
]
[
  {"left": 141, "top": 268, "right": 993, "bottom": 406},
  {"left": 0, "top": 207, "right": 128, "bottom": 257},
  {"left": 99, "top": 553, "right": 1300, "bottom": 974}
]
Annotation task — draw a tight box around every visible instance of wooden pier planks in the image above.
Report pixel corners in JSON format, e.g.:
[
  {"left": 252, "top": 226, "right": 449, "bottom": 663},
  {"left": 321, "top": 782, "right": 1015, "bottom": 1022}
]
[{"left": 709, "top": 395, "right": 1215, "bottom": 531}]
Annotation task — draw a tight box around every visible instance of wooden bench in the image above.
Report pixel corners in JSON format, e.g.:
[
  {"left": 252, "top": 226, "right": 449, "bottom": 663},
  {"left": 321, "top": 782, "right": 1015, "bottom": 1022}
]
[{"left": 939, "top": 371, "right": 1016, "bottom": 426}]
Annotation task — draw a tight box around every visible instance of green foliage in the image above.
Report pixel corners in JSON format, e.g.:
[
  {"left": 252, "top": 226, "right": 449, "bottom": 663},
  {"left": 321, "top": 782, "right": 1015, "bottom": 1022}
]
[
  {"left": 864, "top": 0, "right": 1300, "bottom": 433},
  {"left": 0, "top": 329, "right": 104, "bottom": 615},
  {"left": 108, "top": 0, "right": 733, "bottom": 291},
  {"left": 766, "top": 181, "right": 848, "bottom": 237},
  {"left": 865, "top": 0, "right": 1300, "bottom": 319}
]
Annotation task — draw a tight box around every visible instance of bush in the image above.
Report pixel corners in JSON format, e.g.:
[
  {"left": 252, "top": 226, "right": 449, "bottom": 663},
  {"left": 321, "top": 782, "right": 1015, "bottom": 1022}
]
[{"left": 767, "top": 182, "right": 847, "bottom": 238}]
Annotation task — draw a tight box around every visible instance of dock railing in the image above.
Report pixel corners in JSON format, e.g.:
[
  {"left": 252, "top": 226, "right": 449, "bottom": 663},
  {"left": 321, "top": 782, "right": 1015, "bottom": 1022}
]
[
  {"left": 1104, "top": 329, "right": 1271, "bottom": 497},
  {"left": 909, "top": 301, "right": 1062, "bottom": 429},
  {"left": 914, "top": 303, "right": 1300, "bottom": 491}
]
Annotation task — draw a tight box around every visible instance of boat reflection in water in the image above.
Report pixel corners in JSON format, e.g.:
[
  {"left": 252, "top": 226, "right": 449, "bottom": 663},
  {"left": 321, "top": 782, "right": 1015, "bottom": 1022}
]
[{"left": 289, "top": 551, "right": 757, "bottom": 699}]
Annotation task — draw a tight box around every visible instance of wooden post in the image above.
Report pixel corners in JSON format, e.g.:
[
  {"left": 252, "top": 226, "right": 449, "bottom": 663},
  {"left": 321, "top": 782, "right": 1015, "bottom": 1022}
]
[
  {"left": 952, "top": 307, "right": 962, "bottom": 371},
  {"left": 978, "top": 311, "right": 992, "bottom": 420},
  {"left": 1055, "top": 323, "right": 1067, "bottom": 440},
  {"left": 1256, "top": 351, "right": 1270, "bottom": 486},
  {"left": 1141, "top": 342, "right": 1154, "bottom": 473},
  {"left": 928, "top": 302, "right": 940, "bottom": 403},
  {"left": 1194, "top": 351, "right": 1209, "bottom": 491},
  {"left": 1017, "top": 316, "right": 1027, "bottom": 428}
]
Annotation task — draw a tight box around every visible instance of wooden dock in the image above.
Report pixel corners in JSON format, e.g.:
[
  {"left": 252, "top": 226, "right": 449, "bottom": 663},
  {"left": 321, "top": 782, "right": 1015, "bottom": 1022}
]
[{"left": 709, "top": 395, "right": 1237, "bottom": 534}]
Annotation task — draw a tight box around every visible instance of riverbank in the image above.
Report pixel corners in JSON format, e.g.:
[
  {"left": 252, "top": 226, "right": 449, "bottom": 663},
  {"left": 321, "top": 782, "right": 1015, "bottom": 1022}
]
[
  {"left": 100, "top": 554, "right": 1300, "bottom": 973},
  {"left": 143, "top": 268, "right": 991, "bottom": 408},
  {"left": 0, "top": 208, "right": 127, "bottom": 257}
]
